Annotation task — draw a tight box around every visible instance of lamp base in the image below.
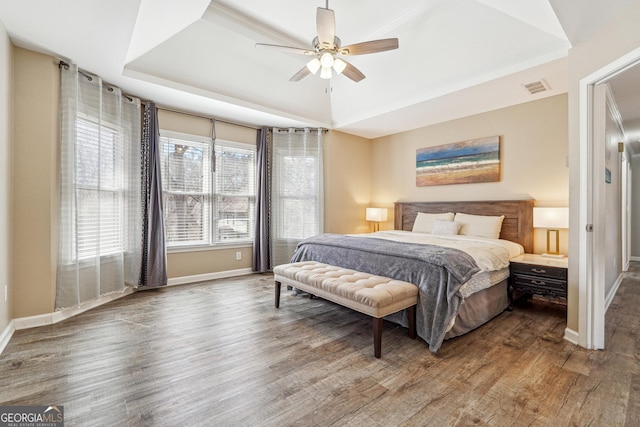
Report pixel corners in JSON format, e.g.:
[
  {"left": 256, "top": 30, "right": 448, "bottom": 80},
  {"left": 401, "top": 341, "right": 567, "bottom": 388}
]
[{"left": 541, "top": 252, "right": 565, "bottom": 259}]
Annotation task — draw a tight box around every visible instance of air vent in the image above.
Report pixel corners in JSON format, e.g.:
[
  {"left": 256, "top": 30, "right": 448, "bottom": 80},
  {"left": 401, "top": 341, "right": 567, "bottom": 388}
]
[{"left": 522, "top": 79, "right": 550, "bottom": 95}]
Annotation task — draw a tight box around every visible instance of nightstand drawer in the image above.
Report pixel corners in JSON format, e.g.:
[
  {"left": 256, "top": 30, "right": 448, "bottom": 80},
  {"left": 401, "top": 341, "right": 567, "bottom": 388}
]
[
  {"left": 512, "top": 274, "right": 566, "bottom": 294},
  {"left": 510, "top": 263, "right": 567, "bottom": 280}
]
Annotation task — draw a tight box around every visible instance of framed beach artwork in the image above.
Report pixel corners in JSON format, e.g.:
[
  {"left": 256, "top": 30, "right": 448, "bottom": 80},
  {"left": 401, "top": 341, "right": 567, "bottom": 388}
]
[{"left": 416, "top": 136, "right": 500, "bottom": 187}]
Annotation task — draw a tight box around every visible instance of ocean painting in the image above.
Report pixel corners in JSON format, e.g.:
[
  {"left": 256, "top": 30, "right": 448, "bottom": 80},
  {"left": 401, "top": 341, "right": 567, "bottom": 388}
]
[{"left": 416, "top": 136, "right": 500, "bottom": 186}]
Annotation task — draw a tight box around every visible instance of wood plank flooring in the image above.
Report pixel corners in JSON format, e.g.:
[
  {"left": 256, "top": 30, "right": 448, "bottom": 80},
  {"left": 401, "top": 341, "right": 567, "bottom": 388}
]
[{"left": 1, "top": 264, "right": 639, "bottom": 426}]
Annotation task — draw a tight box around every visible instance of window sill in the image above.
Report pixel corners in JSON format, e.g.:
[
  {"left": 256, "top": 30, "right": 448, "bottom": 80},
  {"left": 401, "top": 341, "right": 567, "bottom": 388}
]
[{"left": 167, "top": 242, "right": 253, "bottom": 254}]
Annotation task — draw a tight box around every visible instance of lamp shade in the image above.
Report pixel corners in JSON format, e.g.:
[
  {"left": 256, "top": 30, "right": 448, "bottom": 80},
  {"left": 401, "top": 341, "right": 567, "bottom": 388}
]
[
  {"left": 533, "top": 207, "right": 569, "bottom": 229},
  {"left": 306, "top": 58, "right": 321, "bottom": 74},
  {"left": 366, "top": 207, "right": 388, "bottom": 222}
]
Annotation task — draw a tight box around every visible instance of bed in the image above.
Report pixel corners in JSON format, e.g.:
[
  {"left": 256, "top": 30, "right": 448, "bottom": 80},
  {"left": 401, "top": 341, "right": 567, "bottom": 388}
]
[{"left": 288, "top": 199, "right": 534, "bottom": 352}]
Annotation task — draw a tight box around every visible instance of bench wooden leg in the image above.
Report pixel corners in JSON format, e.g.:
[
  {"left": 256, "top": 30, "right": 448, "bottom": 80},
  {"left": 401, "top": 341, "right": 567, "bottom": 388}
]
[
  {"left": 373, "top": 317, "right": 383, "bottom": 358},
  {"left": 408, "top": 305, "right": 416, "bottom": 339},
  {"left": 275, "top": 281, "right": 281, "bottom": 308}
]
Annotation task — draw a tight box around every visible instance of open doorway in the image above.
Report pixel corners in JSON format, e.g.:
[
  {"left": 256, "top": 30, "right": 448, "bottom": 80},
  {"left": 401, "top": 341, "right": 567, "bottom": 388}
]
[{"left": 578, "top": 47, "right": 640, "bottom": 350}]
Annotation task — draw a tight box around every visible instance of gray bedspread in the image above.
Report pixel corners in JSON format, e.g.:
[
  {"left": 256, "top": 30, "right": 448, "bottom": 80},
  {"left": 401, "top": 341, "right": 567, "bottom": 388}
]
[{"left": 289, "top": 233, "right": 480, "bottom": 352}]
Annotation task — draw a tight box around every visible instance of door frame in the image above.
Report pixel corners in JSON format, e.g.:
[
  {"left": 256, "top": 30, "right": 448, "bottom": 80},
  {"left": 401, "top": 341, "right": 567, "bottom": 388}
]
[{"left": 578, "top": 46, "right": 640, "bottom": 349}]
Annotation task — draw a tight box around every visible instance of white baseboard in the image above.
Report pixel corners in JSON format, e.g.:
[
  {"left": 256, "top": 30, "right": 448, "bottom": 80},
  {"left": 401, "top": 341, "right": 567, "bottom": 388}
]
[
  {"left": 3, "top": 269, "right": 256, "bottom": 354},
  {"left": 12, "top": 287, "right": 136, "bottom": 331},
  {"left": 167, "top": 268, "right": 254, "bottom": 286},
  {"left": 564, "top": 327, "right": 579, "bottom": 345},
  {"left": 0, "top": 320, "right": 15, "bottom": 355},
  {"left": 605, "top": 273, "right": 624, "bottom": 312},
  {"left": 631, "top": 256, "right": 640, "bottom": 262}
]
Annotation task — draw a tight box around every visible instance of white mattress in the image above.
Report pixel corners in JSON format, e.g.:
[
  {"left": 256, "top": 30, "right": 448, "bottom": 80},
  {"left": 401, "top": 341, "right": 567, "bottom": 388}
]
[{"left": 353, "top": 230, "right": 523, "bottom": 297}]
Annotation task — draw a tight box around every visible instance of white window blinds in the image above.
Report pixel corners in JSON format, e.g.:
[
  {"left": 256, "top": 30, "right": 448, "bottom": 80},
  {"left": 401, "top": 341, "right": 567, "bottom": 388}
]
[
  {"left": 214, "top": 143, "right": 256, "bottom": 242},
  {"left": 74, "top": 118, "right": 123, "bottom": 259},
  {"left": 160, "top": 135, "right": 212, "bottom": 246},
  {"left": 271, "top": 128, "right": 324, "bottom": 266}
]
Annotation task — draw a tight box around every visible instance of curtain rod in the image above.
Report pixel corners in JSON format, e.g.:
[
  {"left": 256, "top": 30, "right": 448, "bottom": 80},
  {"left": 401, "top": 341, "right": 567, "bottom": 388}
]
[
  {"left": 157, "top": 106, "right": 260, "bottom": 131},
  {"left": 58, "top": 60, "right": 135, "bottom": 102},
  {"left": 57, "top": 60, "right": 260, "bottom": 130}
]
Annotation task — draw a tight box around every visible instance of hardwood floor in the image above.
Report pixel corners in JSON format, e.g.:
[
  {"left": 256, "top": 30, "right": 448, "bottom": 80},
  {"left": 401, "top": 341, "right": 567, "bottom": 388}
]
[{"left": 1, "top": 265, "right": 639, "bottom": 426}]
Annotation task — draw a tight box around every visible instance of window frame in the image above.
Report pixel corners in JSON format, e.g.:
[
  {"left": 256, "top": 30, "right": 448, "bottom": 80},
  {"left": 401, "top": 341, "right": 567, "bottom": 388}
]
[{"left": 159, "top": 130, "right": 256, "bottom": 253}]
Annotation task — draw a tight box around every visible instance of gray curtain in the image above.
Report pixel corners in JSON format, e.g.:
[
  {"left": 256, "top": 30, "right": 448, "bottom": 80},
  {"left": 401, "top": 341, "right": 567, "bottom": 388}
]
[
  {"left": 140, "top": 102, "right": 168, "bottom": 287},
  {"left": 253, "top": 127, "right": 271, "bottom": 272}
]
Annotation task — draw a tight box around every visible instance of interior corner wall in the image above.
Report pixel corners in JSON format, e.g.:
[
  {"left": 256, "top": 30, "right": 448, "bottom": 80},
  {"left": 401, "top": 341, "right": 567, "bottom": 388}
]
[
  {"left": 566, "top": 0, "right": 640, "bottom": 333},
  {"left": 164, "top": 124, "right": 374, "bottom": 278},
  {"left": 157, "top": 109, "right": 256, "bottom": 279},
  {"left": 0, "top": 19, "right": 13, "bottom": 333},
  {"left": 324, "top": 130, "right": 372, "bottom": 234},
  {"left": 370, "top": 94, "right": 569, "bottom": 244},
  {"left": 11, "top": 47, "right": 60, "bottom": 318}
]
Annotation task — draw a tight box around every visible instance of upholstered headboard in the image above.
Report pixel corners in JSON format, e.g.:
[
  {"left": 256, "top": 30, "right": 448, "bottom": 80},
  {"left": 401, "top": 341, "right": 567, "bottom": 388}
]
[{"left": 394, "top": 199, "right": 534, "bottom": 253}]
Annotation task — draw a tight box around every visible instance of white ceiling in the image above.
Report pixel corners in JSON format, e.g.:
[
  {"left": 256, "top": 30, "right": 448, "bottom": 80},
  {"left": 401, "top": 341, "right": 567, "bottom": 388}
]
[{"left": 0, "top": 0, "right": 638, "bottom": 143}]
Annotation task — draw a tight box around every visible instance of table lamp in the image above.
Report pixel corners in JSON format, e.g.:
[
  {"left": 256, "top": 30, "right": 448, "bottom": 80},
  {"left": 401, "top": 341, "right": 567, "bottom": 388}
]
[
  {"left": 366, "top": 207, "right": 388, "bottom": 232},
  {"left": 533, "top": 207, "right": 569, "bottom": 258}
]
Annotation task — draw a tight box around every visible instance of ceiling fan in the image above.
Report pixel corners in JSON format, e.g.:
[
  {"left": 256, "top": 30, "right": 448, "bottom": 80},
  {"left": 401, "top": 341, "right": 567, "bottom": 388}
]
[{"left": 255, "top": 1, "right": 399, "bottom": 83}]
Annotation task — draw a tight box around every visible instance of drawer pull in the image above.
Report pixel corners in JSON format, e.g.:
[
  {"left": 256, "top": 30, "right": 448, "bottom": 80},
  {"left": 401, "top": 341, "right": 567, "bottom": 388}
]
[
  {"left": 531, "top": 268, "right": 546, "bottom": 274},
  {"left": 532, "top": 280, "right": 546, "bottom": 285}
]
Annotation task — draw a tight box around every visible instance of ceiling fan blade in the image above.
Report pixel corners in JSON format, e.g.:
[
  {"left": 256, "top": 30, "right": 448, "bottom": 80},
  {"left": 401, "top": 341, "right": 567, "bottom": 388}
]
[
  {"left": 290, "top": 65, "right": 312, "bottom": 82},
  {"left": 316, "top": 7, "right": 336, "bottom": 48},
  {"left": 341, "top": 61, "right": 366, "bottom": 83},
  {"left": 339, "top": 38, "right": 399, "bottom": 56},
  {"left": 256, "top": 43, "right": 315, "bottom": 56}
]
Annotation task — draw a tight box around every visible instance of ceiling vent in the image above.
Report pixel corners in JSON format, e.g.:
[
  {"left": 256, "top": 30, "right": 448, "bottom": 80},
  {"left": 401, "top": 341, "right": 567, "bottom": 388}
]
[{"left": 522, "top": 79, "right": 550, "bottom": 95}]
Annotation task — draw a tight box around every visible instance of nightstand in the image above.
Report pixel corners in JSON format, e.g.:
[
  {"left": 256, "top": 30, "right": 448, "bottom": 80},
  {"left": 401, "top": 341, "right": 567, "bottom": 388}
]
[{"left": 509, "top": 254, "right": 568, "bottom": 305}]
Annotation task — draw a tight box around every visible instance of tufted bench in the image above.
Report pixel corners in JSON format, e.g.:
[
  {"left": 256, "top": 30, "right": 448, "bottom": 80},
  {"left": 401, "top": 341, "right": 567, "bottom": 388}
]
[{"left": 273, "top": 261, "right": 419, "bottom": 358}]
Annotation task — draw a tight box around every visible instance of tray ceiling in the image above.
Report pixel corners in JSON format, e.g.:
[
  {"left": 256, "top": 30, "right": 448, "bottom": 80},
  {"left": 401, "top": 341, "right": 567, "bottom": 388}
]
[{"left": 0, "top": 0, "right": 635, "bottom": 140}]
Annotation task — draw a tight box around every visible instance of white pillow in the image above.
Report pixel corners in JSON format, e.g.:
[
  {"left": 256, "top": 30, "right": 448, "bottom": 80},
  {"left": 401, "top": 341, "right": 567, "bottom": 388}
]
[
  {"left": 412, "top": 212, "right": 455, "bottom": 233},
  {"left": 454, "top": 212, "right": 505, "bottom": 239},
  {"left": 431, "top": 219, "right": 461, "bottom": 235}
]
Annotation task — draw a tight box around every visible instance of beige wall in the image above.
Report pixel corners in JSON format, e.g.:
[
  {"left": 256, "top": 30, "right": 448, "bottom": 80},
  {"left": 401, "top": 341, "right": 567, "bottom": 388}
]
[
  {"left": 604, "top": 93, "right": 623, "bottom": 296},
  {"left": 12, "top": 47, "right": 59, "bottom": 318},
  {"left": 371, "top": 94, "right": 569, "bottom": 253},
  {"left": 168, "top": 247, "right": 253, "bottom": 278},
  {"left": 0, "top": 19, "right": 12, "bottom": 332},
  {"left": 566, "top": 1, "right": 640, "bottom": 332},
  {"left": 324, "top": 130, "right": 372, "bottom": 234}
]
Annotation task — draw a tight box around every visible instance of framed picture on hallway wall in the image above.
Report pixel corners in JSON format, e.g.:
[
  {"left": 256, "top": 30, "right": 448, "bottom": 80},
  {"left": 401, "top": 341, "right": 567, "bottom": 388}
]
[{"left": 416, "top": 136, "right": 500, "bottom": 187}]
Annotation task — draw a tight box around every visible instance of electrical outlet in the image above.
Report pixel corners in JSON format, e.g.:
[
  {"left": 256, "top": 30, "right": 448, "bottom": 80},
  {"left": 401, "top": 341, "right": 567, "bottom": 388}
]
[{"left": 236, "top": 251, "right": 242, "bottom": 261}]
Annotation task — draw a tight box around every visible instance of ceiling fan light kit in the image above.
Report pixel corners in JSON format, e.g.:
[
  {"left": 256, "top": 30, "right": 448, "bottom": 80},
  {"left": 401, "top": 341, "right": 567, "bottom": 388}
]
[
  {"left": 333, "top": 58, "right": 347, "bottom": 75},
  {"left": 306, "top": 57, "right": 321, "bottom": 74},
  {"left": 256, "top": 1, "right": 399, "bottom": 83}
]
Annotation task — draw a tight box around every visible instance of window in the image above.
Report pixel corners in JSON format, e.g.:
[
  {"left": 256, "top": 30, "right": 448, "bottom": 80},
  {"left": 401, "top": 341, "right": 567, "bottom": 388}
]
[
  {"left": 271, "top": 129, "right": 324, "bottom": 266},
  {"left": 57, "top": 64, "right": 142, "bottom": 308},
  {"left": 74, "top": 117, "right": 124, "bottom": 259},
  {"left": 274, "top": 154, "right": 321, "bottom": 239},
  {"left": 160, "top": 132, "right": 256, "bottom": 247},
  {"left": 214, "top": 143, "right": 256, "bottom": 242}
]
